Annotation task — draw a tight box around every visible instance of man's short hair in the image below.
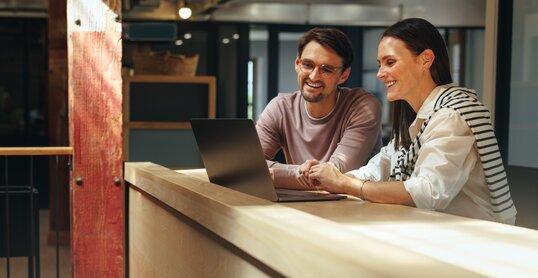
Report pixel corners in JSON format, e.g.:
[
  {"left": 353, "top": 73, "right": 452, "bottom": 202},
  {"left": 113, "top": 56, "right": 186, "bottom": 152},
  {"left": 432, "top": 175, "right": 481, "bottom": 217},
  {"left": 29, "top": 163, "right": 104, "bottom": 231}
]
[{"left": 297, "top": 28, "right": 354, "bottom": 69}]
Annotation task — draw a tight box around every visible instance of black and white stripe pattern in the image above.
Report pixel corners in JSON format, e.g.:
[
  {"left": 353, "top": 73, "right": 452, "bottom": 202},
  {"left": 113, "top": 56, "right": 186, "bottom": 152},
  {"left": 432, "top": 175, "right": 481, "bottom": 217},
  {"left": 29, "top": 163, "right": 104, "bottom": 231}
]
[{"left": 390, "top": 87, "right": 516, "bottom": 220}]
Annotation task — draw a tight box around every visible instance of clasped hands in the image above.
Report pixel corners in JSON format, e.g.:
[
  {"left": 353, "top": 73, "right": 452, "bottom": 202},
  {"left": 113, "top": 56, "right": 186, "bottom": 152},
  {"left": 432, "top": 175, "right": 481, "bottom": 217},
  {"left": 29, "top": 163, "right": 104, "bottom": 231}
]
[{"left": 295, "top": 159, "right": 346, "bottom": 192}]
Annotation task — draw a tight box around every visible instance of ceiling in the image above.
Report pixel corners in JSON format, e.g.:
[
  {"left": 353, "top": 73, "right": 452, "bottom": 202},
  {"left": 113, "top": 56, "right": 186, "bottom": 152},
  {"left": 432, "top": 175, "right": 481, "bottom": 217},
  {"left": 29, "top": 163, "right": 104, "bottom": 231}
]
[
  {"left": 123, "top": 0, "right": 486, "bottom": 27},
  {"left": 0, "top": 0, "right": 486, "bottom": 27}
]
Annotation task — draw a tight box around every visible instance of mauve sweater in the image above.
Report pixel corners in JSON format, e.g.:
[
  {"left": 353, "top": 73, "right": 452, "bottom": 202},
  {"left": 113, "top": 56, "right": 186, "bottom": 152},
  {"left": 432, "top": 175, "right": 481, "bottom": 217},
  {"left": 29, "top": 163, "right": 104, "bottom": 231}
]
[{"left": 256, "top": 87, "right": 383, "bottom": 189}]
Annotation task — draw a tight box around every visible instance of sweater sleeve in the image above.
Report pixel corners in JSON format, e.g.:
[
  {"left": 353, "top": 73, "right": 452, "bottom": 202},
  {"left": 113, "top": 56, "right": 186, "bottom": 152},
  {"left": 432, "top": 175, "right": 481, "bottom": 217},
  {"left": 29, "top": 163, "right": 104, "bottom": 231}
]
[
  {"left": 255, "top": 97, "right": 313, "bottom": 189},
  {"left": 256, "top": 98, "right": 283, "bottom": 162},
  {"left": 329, "top": 92, "right": 382, "bottom": 173}
]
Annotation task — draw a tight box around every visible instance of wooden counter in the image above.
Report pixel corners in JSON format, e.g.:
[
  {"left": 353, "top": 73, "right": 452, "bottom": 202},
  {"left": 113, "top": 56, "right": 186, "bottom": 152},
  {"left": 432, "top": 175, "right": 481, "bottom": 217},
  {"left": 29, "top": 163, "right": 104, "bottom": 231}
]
[{"left": 124, "top": 162, "right": 538, "bottom": 277}]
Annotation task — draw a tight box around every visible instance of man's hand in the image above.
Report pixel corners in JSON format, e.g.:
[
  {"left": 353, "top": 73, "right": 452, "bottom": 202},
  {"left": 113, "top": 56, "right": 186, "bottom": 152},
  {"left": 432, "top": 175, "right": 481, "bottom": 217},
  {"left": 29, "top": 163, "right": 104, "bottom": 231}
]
[
  {"left": 296, "top": 159, "right": 320, "bottom": 189},
  {"left": 269, "top": 168, "right": 274, "bottom": 181}
]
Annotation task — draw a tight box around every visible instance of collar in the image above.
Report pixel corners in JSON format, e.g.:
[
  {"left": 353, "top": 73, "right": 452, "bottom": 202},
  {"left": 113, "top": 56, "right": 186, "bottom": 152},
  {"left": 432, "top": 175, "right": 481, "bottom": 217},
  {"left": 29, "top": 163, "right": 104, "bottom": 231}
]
[
  {"left": 304, "top": 89, "right": 341, "bottom": 121},
  {"left": 415, "top": 83, "right": 456, "bottom": 120},
  {"left": 408, "top": 84, "right": 455, "bottom": 138}
]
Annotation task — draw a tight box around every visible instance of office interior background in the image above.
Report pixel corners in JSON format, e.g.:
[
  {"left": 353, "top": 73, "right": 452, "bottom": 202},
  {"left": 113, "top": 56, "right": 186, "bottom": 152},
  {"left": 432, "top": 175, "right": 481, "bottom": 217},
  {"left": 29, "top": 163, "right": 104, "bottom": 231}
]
[{"left": 0, "top": 0, "right": 536, "bottom": 232}]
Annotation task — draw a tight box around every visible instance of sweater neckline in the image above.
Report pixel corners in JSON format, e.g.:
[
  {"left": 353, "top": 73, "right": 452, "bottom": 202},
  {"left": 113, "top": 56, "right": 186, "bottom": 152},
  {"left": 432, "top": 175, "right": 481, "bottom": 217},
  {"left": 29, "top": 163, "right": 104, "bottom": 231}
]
[{"left": 304, "top": 89, "right": 341, "bottom": 121}]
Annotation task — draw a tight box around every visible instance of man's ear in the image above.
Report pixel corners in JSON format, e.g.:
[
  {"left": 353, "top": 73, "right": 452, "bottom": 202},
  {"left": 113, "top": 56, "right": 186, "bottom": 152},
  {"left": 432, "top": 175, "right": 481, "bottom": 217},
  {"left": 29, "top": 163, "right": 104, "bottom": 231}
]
[
  {"left": 338, "top": 67, "right": 351, "bottom": 85},
  {"left": 294, "top": 56, "right": 301, "bottom": 73}
]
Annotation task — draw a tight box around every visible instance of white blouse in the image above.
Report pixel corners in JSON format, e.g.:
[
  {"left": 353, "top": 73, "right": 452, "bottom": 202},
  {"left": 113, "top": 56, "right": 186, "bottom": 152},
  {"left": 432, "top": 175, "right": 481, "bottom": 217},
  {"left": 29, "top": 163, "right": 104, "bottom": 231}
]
[{"left": 348, "top": 85, "right": 515, "bottom": 224}]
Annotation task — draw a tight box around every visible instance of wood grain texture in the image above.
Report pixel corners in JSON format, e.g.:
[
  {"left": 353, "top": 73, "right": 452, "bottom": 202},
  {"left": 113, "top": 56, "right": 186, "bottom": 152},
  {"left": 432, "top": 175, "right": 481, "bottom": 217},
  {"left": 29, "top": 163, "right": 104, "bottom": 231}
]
[
  {"left": 178, "top": 168, "right": 538, "bottom": 277},
  {"left": 129, "top": 187, "right": 281, "bottom": 277},
  {"left": 124, "top": 122, "right": 192, "bottom": 129},
  {"left": 125, "top": 162, "right": 506, "bottom": 277},
  {"left": 0, "top": 147, "right": 73, "bottom": 156},
  {"left": 67, "top": 0, "right": 124, "bottom": 276}
]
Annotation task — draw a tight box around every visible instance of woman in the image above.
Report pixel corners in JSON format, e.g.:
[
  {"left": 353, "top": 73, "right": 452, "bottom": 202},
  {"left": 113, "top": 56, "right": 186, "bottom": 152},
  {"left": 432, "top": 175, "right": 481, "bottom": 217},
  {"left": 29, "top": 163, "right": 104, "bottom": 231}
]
[{"left": 307, "top": 18, "right": 517, "bottom": 224}]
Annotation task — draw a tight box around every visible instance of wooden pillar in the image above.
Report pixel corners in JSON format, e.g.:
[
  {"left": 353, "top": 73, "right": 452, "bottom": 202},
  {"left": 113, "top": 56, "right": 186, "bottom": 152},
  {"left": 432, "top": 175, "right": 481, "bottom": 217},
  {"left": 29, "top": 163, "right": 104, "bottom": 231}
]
[
  {"left": 67, "top": 0, "right": 124, "bottom": 276},
  {"left": 48, "top": 0, "right": 70, "bottom": 246}
]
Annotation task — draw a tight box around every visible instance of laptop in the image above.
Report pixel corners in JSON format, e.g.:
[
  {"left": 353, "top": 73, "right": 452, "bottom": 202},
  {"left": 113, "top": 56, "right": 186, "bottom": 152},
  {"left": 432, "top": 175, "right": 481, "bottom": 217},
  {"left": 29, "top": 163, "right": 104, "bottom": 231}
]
[{"left": 190, "top": 118, "right": 346, "bottom": 202}]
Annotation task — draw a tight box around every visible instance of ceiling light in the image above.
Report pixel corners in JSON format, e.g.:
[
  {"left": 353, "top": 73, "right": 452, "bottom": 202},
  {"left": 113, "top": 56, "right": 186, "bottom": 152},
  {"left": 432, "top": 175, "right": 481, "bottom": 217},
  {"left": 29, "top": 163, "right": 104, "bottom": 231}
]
[
  {"left": 179, "top": 7, "right": 192, "bottom": 19},
  {"left": 178, "top": 1, "right": 192, "bottom": 20}
]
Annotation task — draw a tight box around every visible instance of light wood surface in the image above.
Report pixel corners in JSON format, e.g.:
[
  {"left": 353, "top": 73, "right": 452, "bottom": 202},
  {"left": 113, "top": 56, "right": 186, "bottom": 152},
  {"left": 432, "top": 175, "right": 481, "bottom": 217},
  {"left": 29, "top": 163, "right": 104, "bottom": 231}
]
[
  {"left": 125, "top": 162, "right": 538, "bottom": 277},
  {"left": 129, "top": 187, "right": 281, "bottom": 277},
  {"left": 0, "top": 147, "right": 73, "bottom": 156},
  {"left": 123, "top": 121, "right": 192, "bottom": 129}
]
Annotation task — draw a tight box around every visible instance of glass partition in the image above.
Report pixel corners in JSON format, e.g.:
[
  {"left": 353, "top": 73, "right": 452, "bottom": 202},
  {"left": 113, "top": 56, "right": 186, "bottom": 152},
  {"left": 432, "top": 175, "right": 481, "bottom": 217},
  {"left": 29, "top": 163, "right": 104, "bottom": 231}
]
[{"left": 508, "top": 1, "right": 538, "bottom": 168}]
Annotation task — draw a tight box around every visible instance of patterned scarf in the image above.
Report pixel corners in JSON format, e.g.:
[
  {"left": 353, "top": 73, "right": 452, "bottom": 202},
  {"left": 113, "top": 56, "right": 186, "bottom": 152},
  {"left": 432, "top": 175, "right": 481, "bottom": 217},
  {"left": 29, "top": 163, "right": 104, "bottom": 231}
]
[{"left": 390, "top": 86, "right": 516, "bottom": 220}]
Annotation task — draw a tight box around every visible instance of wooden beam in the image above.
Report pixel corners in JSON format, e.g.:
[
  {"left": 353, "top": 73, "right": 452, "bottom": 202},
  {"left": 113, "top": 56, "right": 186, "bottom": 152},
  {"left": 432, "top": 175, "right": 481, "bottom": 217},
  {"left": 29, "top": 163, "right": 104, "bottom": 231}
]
[
  {"left": 67, "top": 0, "right": 124, "bottom": 275},
  {"left": 48, "top": 0, "right": 71, "bottom": 247}
]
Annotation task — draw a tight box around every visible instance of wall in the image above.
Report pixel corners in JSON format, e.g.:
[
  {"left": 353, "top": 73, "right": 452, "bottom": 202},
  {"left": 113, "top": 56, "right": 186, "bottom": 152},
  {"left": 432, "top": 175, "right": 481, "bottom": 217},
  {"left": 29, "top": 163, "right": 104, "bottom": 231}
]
[
  {"left": 278, "top": 40, "right": 300, "bottom": 94},
  {"left": 465, "top": 30, "right": 485, "bottom": 100},
  {"left": 508, "top": 2, "right": 538, "bottom": 168},
  {"left": 249, "top": 38, "right": 268, "bottom": 120}
]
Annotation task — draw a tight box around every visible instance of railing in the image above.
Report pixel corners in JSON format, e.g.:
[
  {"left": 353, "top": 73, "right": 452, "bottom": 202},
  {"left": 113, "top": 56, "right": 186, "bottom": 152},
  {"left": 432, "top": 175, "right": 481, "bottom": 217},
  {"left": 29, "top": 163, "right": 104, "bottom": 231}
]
[{"left": 0, "top": 147, "right": 72, "bottom": 278}]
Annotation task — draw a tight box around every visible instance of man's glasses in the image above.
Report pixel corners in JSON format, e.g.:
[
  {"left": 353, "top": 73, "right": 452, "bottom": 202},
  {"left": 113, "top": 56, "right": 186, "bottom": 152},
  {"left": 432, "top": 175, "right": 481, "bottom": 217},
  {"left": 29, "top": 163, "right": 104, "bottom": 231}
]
[{"left": 298, "top": 59, "right": 343, "bottom": 78}]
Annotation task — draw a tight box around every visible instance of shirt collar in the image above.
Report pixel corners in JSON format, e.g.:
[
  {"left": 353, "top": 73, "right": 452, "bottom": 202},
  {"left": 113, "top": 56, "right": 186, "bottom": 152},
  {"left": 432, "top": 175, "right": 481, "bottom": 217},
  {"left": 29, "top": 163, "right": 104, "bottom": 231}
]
[{"left": 415, "top": 83, "right": 456, "bottom": 119}]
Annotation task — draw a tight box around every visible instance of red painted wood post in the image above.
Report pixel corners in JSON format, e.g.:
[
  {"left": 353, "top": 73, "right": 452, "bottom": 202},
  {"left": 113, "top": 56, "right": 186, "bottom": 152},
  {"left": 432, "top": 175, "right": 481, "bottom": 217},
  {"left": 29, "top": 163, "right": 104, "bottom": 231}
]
[{"left": 67, "top": 0, "right": 124, "bottom": 276}]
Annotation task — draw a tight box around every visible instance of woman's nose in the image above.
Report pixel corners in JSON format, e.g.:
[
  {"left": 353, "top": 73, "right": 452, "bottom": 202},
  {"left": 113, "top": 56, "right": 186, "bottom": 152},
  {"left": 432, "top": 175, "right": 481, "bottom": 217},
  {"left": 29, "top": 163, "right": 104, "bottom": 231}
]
[{"left": 376, "top": 67, "right": 385, "bottom": 80}]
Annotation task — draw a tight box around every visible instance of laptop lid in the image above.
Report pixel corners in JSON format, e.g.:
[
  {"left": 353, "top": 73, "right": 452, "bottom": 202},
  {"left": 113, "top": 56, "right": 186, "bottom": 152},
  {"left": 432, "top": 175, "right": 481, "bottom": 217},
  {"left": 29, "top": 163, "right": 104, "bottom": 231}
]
[{"left": 190, "top": 118, "right": 346, "bottom": 202}]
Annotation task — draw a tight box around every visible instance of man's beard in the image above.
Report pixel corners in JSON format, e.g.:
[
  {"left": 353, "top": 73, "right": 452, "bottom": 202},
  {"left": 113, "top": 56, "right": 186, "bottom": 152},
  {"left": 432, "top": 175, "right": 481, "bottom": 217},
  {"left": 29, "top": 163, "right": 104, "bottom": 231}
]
[{"left": 301, "top": 90, "right": 325, "bottom": 103}]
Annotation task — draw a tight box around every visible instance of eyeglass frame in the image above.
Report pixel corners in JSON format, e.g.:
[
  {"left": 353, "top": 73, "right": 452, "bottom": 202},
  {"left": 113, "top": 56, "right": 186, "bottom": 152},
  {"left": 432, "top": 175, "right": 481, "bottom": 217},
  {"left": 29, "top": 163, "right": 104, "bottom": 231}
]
[{"left": 297, "top": 58, "right": 344, "bottom": 78}]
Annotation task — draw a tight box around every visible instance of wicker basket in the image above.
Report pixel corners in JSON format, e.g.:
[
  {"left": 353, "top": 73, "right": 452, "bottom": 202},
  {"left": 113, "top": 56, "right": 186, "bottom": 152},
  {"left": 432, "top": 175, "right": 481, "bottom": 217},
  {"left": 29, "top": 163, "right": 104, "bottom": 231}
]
[{"left": 133, "top": 51, "right": 199, "bottom": 76}]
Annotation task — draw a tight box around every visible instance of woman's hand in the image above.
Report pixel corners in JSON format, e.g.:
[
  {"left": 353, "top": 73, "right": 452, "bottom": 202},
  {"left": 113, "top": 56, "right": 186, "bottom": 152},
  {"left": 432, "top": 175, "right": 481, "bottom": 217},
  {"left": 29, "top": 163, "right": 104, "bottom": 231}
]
[{"left": 308, "top": 162, "right": 348, "bottom": 193}]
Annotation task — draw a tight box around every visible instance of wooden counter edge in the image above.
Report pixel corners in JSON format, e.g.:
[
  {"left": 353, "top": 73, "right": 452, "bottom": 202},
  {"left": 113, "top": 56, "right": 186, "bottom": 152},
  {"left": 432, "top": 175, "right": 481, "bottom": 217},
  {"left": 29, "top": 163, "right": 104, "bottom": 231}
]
[{"left": 124, "top": 162, "right": 483, "bottom": 277}]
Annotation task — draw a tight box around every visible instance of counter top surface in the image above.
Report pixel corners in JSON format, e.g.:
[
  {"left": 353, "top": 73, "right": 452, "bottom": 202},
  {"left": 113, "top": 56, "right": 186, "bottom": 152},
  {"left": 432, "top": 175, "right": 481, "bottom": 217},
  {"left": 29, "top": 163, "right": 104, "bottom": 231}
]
[
  {"left": 124, "top": 162, "right": 538, "bottom": 277},
  {"left": 173, "top": 167, "right": 538, "bottom": 277}
]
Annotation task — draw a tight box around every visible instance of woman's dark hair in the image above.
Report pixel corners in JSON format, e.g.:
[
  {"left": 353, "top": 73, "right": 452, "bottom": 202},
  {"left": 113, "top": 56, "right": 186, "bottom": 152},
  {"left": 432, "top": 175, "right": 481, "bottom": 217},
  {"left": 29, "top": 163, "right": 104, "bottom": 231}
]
[
  {"left": 382, "top": 18, "right": 453, "bottom": 149},
  {"left": 297, "top": 28, "right": 354, "bottom": 69}
]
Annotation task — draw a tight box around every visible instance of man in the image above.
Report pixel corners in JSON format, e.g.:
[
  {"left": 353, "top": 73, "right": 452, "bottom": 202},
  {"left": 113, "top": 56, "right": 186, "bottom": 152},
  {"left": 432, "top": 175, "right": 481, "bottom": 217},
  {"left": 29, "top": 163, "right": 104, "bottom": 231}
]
[{"left": 256, "top": 27, "right": 382, "bottom": 190}]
